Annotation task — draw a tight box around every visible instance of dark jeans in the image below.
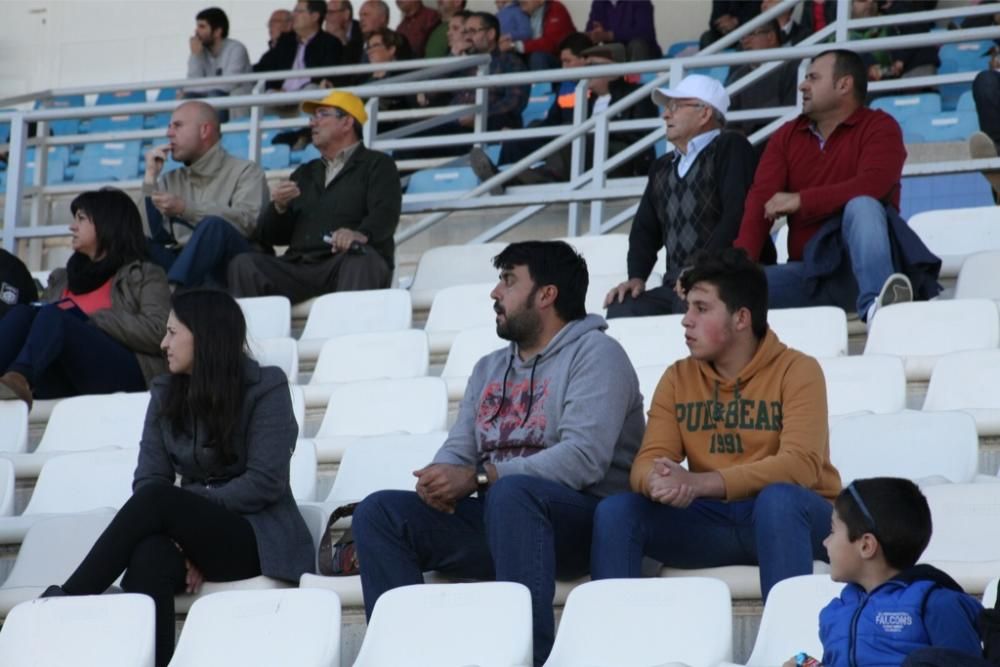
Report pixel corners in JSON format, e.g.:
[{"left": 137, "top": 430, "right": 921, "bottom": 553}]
[
  {"left": 62, "top": 484, "right": 262, "bottom": 667},
  {"left": 352, "top": 475, "right": 600, "bottom": 667},
  {"left": 590, "top": 483, "right": 833, "bottom": 601},
  {"left": 227, "top": 250, "right": 391, "bottom": 303},
  {"left": 973, "top": 69, "right": 1000, "bottom": 151},
  {"left": 0, "top": 303, "right": 145, "bottom": 399},
  {"left": 606, "top": 284, "right": 686, "bottom": 318},
  {"left": 904, "top": 648, "right": 993, "bottom": 667},
  {"left": 146, "top": 200, "right": 251, "bottom": 288}
]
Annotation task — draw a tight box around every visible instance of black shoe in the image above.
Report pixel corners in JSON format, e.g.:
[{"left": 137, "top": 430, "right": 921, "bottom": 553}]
[
  {"left": 469, "top": 147, "right": 504, "bottom": 195},
  {"left": 40, "top": 585, "right": 67, "bottom": 598}
]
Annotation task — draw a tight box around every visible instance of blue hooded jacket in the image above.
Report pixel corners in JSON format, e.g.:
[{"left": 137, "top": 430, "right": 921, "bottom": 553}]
[{"left": 820, "top": 565, "right": 983, "bottom": 667}]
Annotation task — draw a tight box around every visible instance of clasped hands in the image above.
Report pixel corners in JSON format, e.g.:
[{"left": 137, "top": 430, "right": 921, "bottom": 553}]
[
  {"left": 646, "top": 457, "right": 701, "bottom": 508},
  {"left": 414, "top": 463, "right": 478, "bottom": 514}
]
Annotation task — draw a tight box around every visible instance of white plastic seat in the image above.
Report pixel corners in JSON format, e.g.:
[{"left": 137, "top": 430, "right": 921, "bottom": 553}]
[
  {"left": 0, "top": 510, "right": 117, "bottom": 615},
  {"left": 922, "top": 483, "right": 1000, "bottom": 595},
  {"left": 544, "top": 578, "right": 732, "bottom": 667},
  {"left": 924, "top": 349, "right": 1000, "bottom": 435},
  {"left": 0, "top": 593, "right": 155, "bottom": 666},
  {"left": 248, "top": 336, "right": 299, "bottom": 384},
  {"left": 718, "top": 575, "right": 844, "bottom": 667},
  {"left": 0, "top": 459, "right": 14, "bottom": 517},
  {"left": 168, "top": 589, "right": 341, "bottom": 667},
  {"left": 237, "top": 296, "right": 291, "bottom": 340},
  {"left": 312, "top": 377, "right": 448, "bottom": 463},
  {"left": 608, "top": 318, "right": 689, "bottom": 369},
  {"left": 409, "top": 242, "right": 507, "bottom": 310},
  {"left": 3, "top": 391, "right": 150, "bottom": 478},
  {"left": 635, "top": 364, "right": 666, "bottom": 417},
  {"left": 955, "top": 250, "right": 1000, "bottom": 300},
  {"left": 909, "top": 206, "right": 1000, "bottom": 277},
  {"left": 424, "top": 282, "right": 496, "bottom": 355},
  {"left": 289, "top": 439, "right": 318, "bottom": 501},
  {"left": 864, "top": 299, "right": 1000, "bottom": 381},
  {"left": 557, "top": 234, "right": 628, "bottom": 276},
  {"left": 658, "top": 562, "right": 831, "bottom": 601},
  {"left": 304, "top": 330, "right": 429, "bottom": 408},
  {"left": 818, "top": 355, "right": 907, "bottom": 416},
  {"left": 0, "top": 400, "right": 28, "bottom": 453},
  {"left": 983, "top": 576, "right": 999, "bottom": 607},
  {"left": 830, "top": 410, "right": 979, "bottom": 485},
  {"left": 769, "top": 307, "right": 848, "bottom": 357},
  {"left": 605, "top": 314, "right": 682, "bottom": 339},
  {"left": 441, "top": 325, "right": 507, "bottom": 401},
  {"left": 353, "top": 582, "right": 533, "bottom": 667},
  {"left": 289, "top": 384, "right": 305, "bottom": 432},
  {"left": 297, "top": 289, "right": 412, "bottom": 362}
]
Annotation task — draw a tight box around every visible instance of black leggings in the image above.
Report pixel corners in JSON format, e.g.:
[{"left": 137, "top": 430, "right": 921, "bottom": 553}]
[{"left": 62, "top": 484, "right": 262, "bottom": 666}]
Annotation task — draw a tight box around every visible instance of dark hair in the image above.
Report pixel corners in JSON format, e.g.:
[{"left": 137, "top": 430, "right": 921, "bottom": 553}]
[
  {"left": 835, "top": 477, "right": 932, "bottom": 570},
  {"left": 69, "top": 188, "right": 147, "bottom": 269},
  {"left": 305, "top": 0, "right": 328, "bottom": 23},
  {"left": 470, "top": 11, "right": 500, "bottom": 39},
  {"left": 368, "top": 27, "right": 407, "bottom": 54},
  {"left": 196, "top": 7, "right": 229, "bottom": 38},
  {"left": 558, "top": 32, "right": 594, "bottom": 58},
  {"left": 340, "top": 0, "right": 353, "bottom": 18},
  {"left": 493, "top": 240, "right": 588, "bottom": 322},
  {"left": 161, "top": 289, "right": 248, "bottom": 467},
  {"left": 815, "top": 48, "right": 868, "bottom": 104},
  {"left": 680, "top": 247, "right": 768, "bottom": 338},
  {"left": 453, "top": 9, "right": 471, "bottom": 20}
]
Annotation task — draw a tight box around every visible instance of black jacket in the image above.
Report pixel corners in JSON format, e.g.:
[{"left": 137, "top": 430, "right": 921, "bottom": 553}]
[{"left": 254, "top": 30, "right": 345, "bottom": 90}]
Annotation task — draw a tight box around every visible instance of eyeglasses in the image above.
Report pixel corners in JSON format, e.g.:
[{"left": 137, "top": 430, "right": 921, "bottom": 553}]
[
  {"left": 664, "top": 101, "right": 705, "bottom": 113},
  {"left": 313, "top": 107, "right": 347, "bottom": 120},
  {"left": 846, "top": 482, "right": 879, "bottom": 536}
]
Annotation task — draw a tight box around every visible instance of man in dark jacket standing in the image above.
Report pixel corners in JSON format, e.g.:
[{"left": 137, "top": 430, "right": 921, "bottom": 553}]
[
  {"left": 254, "top": 0, "right": 344, "bottom": 91},
  {"left": 227, "top": 91, "right": 401, "bottom": 303}
]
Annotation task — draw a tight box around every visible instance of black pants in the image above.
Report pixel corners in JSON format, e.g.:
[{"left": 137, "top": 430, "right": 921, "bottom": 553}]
[
  {"left": 227, "top": 251, "right": 391, "bottom": 304},
  {"left": 904, "top": 648, "right": 993, "bottom": 667},
  {"left": 62, "top": 484, "right": 262, "bottom": 666},
  {"left": 606, "top": 283, "right": 687, "bottom": 319}
]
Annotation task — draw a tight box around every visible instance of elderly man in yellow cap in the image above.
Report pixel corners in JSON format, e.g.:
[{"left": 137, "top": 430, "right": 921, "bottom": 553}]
[{"left": 228, "top": 90, "right": 401, "bottom": 302}]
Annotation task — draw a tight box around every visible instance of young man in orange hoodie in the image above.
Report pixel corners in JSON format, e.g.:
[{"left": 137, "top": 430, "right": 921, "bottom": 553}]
[{"left": 590, "top": 247, "right": 842, "bottom": 600}]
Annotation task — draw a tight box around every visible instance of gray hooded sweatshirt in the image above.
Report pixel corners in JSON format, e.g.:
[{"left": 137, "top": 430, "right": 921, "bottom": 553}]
[{"left": 433, "top": 314, "right": 645, "bottom": 498}]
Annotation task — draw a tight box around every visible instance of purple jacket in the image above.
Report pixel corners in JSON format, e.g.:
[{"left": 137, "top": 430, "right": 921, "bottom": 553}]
[{"left": 585, "top": 0, "right": 660, "bottom": 54}]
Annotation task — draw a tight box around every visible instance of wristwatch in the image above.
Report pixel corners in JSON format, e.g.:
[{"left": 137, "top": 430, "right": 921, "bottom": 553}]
[{"left": 475, "top": 462, "right": 489, "bottom": 497}]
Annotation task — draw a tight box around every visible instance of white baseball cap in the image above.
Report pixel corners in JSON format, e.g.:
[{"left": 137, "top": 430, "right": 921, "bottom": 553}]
[{"left": 651, "top": 74, "right": 730, "bottom": 116}]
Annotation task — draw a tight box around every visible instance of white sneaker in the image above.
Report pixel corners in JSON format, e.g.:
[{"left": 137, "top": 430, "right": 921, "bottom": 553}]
[{"left": 866, "top": 273, "right": 913, "bottom": 327}]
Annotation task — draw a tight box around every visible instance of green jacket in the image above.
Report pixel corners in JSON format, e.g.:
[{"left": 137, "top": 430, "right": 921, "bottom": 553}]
[{"left": 256, "top": 144, "right": 401, "bottom": 269}]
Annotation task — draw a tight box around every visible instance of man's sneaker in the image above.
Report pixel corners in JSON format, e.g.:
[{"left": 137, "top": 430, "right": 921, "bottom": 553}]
[
  {"left": 969, "top": 130, "right": 1000, "bottom": 201},
  {"left": 867, "top": 273, "right": 913, "bottom": 326},
  {"left": 468, "top": 147, "right": 504, "bottom": 195}
]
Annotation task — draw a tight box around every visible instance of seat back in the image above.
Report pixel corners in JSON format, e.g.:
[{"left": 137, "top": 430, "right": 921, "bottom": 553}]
[
  {"left": 424, "top": 282, "right": 496, "bottom": 349},
  {"left": 0, "top": 459, "right": 14, "bottom": 517},
  {"left": 409, "top": 243, "right": 507, "bottom": 309},
  {"left": 353, "top": 582, "right": 532, "bottom": 667},
  {"left": 236, "top": 296, "right": 291, "bottom": 340},
  {"left": 902, "top": 111, "right": 979, "bottom": 143},
  {"left": 769, "top": 307, "right": 848, "bottom": 357},
  {"left": 819, "top": 355, "right": 907, "bottom": 416},
  {"left": 169, "top": 589, "right": 340, "bottom": 667},
  {"left": 871, "top": 93, "right": 942, "bottom": 123},
  {"left": 316, "top": 377, "right": 448, "bottom": 438},
  {"left": 924, "top": 349, "right": 1000, "bottom": 413},
  {"left": 323, "top": 432, "right": 447, "bottom": 506},
  {"left": 745, "top": 575, "right": 844, "bottom": 666},
  {"left": 289, "top": 439, "right": 318, "bottom": 502},
  {"left": 311, "top": 330, "right": 428, "bottom": 385},
  {"left": 24, "top": 449, "right": 139, "bottom": 515},
  {"left": 910, "top": 206, "right": 1000, "bottom": 276},
  {"left": 248, "top": 336, "right": 299, "bottom": 384},
  {"left": 37, "top": 392, "right": 150, "bottom": 453},
  {"left": 299, "top": 289, "right": 412, "bottom": 340},
  {"left": 955, "top": 250, "right": 1000, "bottom": 299},
  {"left": 830, "top": 410, "right": 979, "bottom": 485},
  {"left": 0, "top": 400, "right": 29, "bottom": 453},
  {"left": 634, "top": 364, "right": 666, "bottom": 418},
  {"left": 406, "top": 166, "right": 480, "bottom": 194},
  {"left": 440, "top": 326, "right": 507, "bottom": 400},
  {"left": 921, "top": 483, "right": 1000, "bottom": 595},
  {"left": 545, "top": 578, "right": 732, "bottom": 667},
  {"left": 556, "top": 234, "right": 629, "bottom": 277}
]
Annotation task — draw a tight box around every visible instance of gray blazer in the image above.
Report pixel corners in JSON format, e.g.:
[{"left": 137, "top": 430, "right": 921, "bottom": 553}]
[{"left": 134, "top": 360, "right": 314, "bottom": 581}]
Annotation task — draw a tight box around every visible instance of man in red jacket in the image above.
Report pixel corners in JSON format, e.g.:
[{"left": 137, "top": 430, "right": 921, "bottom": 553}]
[
  {"left": 498, "top": 0, "right": 575, "bottom": 71},
  {"left": 734, "top": 49, "right": 913, "bottom": 326}
]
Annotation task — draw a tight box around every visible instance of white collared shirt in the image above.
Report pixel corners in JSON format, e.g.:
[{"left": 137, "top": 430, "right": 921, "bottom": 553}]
[{"left": 674, "top": 129, "right": 721, "bottom": 178}]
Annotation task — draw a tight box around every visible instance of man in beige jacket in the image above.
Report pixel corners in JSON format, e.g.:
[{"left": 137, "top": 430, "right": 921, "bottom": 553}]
[{"left": 142, "top": 101, "right": 268, "bottom": 288}]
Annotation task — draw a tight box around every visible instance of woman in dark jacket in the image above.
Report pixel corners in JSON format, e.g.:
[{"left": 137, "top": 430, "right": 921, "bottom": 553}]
[
  {"left": 0, "top": 188, "right": 169, "bottom": 407},
  {"left": 43, "top": 289, "right": 315, "bottom": 667}
]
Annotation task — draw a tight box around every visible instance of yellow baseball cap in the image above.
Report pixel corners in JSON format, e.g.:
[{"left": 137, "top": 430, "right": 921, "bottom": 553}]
[{"left": 301, "top": 90, "right": 368, "bottom": 125}]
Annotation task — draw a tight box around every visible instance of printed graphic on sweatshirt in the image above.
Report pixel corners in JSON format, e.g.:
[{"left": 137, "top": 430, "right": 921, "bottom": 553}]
[
  {"left": 476, "top": 377, "right": 550, "bottom": 462},
  {"left": 676, "top": 392, "right": 783, "bottom": 455},
  {"left": 875, "top": 611, "right": 913, "bottom": 633}
]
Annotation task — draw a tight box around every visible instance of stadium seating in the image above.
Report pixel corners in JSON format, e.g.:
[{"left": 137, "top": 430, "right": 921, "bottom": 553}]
[
  {"left": 311, "top": 377, "right": 448, "bottom": 463},
  {"left": 634, "top": 364, "right": 665, "bottom": 416},
  {"left": 545, "top": 577, "right": 733, "bottom": 667},
  {"left": 236, "top": 295, "right": 292, "bottom": 340},
  {"left": 0, "top": 460, "right": 13, "bottom": 517},
  {"left": 607, "top": 314, "right": 689, "bottom": 369},
  {"left": 0, "top": 594, "right": 155, "bottom": 666},
  {"left": 408, "top": 242, "right": 507, "bottom": 309},
  {"left": 586, "top": 273, "right": 663, "bottom": 315},
  {"left": 984, "top": 576, "right": 1000, "bottom": 607},
  {"left": 440, "top": 325, "right": 507, "bottom": 400},
  {"left": 297, "top": 289, "right": 412, "bottom": 362},
  {"left": 864, "top": 299, "right": 1000, "bottom": 381},
  {"left": 247, "top": 336, "right": 299, "bottom": 384},
  {"left": 352, "top": 582, "right": 533, "bottom": 667},
  {"left": 769, "top": 307, "right": 848, "bottom": 357},
  {"left": 909, "top": 205, "right": 1000, "bottom": 277},
  {"left": 818, "top": 355, "right": 907, "bottom": 417},
  {"left": 717, "top": 575, "right": 844, "bottom": 667},
  {"left": 659, "top": 561, "right": 830, "bottom": 601},
  {"left": 922, "top": 482, "right": 1000, "bottom": 595},
  {"left": 34, "top": 94, "right": 85, "bottom": 136},
  {"left": 955, "top": 250, "right": 1000, "bottom": 299},
  {"left": 522, "top": 94, "right": 555, "bottom": 126},
  {"left": 871, "top": 92, "right": 942, "bottom": 123},
  {"left": 901, "top": 174, "right": 996, "bottom": 220},
  {"left": 425, "top": 282, "right": 496, "bottom": 354},
  {"left": 289, "top": 439, "right": 318, "bottom": 502},
  {"left": 0, "top": 401, "right": 28, "bottom": 454},
  {"left": 557, "top": 234, "right": 629, "bottom": 276},
  {"left": 74, "top": 141, "right": 143, "bottom": 183},
  {"left": 923, "top": 349, "right": 1000, "bottom": 436},
  {"left": 168, "top": 589, "right": 341, "bottom": 667},
  {"left": 830, "top": 410, "right": 979, "bottom": 486},
  {"left": 407, "top": 166, "right": 480, "bottom": 194},
  {"left": 902, "top": 111, "right": 979, "bottom": 143}
]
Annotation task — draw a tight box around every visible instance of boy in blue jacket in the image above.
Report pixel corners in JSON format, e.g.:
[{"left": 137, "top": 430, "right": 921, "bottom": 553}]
[{"left": 788, "top": 477, "right": 983, "bottom": 667}]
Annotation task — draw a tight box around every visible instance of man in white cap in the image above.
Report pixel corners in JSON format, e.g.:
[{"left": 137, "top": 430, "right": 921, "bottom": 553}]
[
  {"left": 604, "top": 73, "right": 758, "bottom": 317},
  {"left": 227, "top": 90, "right": 401, "bottom": 302}
]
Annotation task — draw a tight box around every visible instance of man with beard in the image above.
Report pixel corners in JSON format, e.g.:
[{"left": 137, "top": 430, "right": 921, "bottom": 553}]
[
  {"left": 352, "top": 240, "right": 645, "bottom": 667},
  {"left": 184, "top": 7, "right": 252, "bottom": 100}
]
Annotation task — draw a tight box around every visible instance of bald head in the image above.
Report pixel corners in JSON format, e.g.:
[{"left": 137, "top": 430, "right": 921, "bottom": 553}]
[{"left": 167, "top": 101, "right": 221, "bottom": 163}]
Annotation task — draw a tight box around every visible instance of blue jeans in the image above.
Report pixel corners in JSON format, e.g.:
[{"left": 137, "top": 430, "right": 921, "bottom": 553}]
[
  {"left": 766, "top": 196, "right": 894, "bottom": 319},
  {"left": 352, "top": 475, "right": 600, "bottom": 667},
  {"left": 589, "top": 483, "right": 832, "bottom": 601},
  {"left": 0, "top": 303, "right": 146, "bottom": 399},
  {"left": 146, "top": 201, "right": 250, "bottom": 287}
]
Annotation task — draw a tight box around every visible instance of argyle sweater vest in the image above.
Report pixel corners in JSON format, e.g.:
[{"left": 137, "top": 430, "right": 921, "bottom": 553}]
[{"left": 662, "top": 141, "right": 723, "bottom": 279}]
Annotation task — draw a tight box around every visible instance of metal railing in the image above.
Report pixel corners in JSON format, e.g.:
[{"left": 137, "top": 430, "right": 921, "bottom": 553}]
[{"left": 1, "top": 0, "right": 999, "bottom": 260}]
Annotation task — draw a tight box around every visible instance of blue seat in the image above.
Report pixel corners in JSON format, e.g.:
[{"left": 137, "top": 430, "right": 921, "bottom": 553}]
[
  {"left": 665, "top": 40, "right": 699, "bottom": 58},
  {"left": 939, "top": 42, "right": 992, "bottom": 73},
  {"left": 91, "top": 90, "right": 148, "bottom": 134},
  {"left": 871, "top": 93, "right": 942, "bottom": 123},
  {"left": 145, "top": 88, "right": 180, "bottom": 129},
  {"left": 35, "top": 95, "right": 85, "bottom": 136},
  {"left": 74, "top": 141, "right": 143, "bottom": 182},
  {"left": 530, "top": 82, "right": 552, "bottom": 97},
  {"left": 900, "top": 173, "right": 995, "bottom": 219},
  {"left": 522, "top": 94, "right": 554, "bottom": 125},
  {"left": 406, "top": 166, "right": 479, "bottom": 194},
  {"left": 156, "top": 88, "right": 179, "bottom": 102},
  {"left": 24, "top": 155, "right": 68, "bottom": 185},
  {"left": 295, "top": 144, "right": 321, "bottom": 164},
  {"left": 96, "top": 90, "right": 148, "bottom": 106},
  {"left": 689, "top": 65, "right": 730, "bottom": 85},
  {"left": 221, "top": 132, "right": 250, "bottom": 158},
  {"left": 260, "top": 144, "right": 291, "bottom": 170},
  {"left": 957, "top": 90, "right": 976, "bottom": 112},
  {"left": 902, "top": 111, "right": 979, "bottom": 143}
]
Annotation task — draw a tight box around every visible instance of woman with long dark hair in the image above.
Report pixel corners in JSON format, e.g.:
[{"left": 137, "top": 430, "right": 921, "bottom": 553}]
[
  {"left": 0, "top": 187, "right": 170, "bottom": 406},
  {"left": 43, "top": 289, "right": 315, "bottom": 667}
]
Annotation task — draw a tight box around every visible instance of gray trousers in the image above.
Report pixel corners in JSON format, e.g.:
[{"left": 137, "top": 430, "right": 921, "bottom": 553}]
[{"left": 227, "top": 250, "right": 391, "bottom": 304}]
